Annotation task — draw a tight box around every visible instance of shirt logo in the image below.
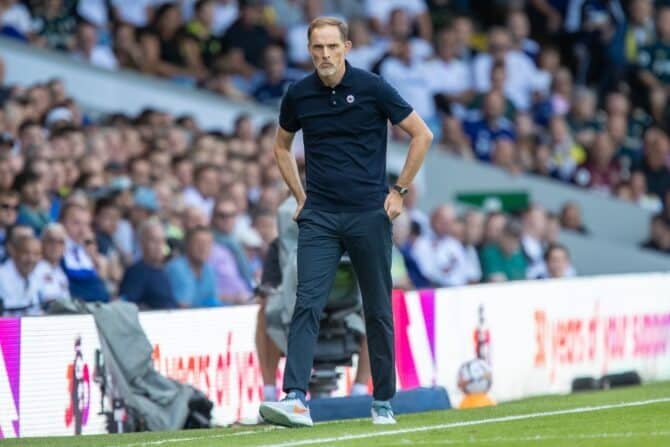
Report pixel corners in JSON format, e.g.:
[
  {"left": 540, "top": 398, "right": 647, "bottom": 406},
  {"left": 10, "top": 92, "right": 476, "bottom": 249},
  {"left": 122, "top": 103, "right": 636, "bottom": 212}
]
[{"left": 346, "top": 94, "right": 355, "bottom": 104}]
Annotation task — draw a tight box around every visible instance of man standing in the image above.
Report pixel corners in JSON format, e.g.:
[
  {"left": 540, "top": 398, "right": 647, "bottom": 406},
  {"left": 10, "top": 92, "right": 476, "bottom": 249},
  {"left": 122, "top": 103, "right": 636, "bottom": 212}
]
[{"left": 259, "top": 17, "right": 432, "bottom": 427}]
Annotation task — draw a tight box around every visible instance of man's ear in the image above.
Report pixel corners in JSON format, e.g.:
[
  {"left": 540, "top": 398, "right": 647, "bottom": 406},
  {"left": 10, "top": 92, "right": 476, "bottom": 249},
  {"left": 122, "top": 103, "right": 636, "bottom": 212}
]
[{"left": 344, "top": 40, "right": 353, "bottom": 51}]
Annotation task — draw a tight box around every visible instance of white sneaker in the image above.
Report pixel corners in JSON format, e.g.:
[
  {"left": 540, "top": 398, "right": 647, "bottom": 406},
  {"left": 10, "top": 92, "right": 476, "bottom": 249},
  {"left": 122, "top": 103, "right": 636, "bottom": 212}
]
[
  {"left": 259, "top": 397, "right": 313, "bottom": 428},
  {"left": 371, "top": 403, "right": 397, "bottom": 425}
]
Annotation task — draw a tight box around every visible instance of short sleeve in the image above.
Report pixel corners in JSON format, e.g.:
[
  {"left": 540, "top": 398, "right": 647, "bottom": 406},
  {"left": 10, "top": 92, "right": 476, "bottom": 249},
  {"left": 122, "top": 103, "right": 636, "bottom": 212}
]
[
  {"left": 165, "top": 259, "right": 194, "bottom": 307},
  {"left": 376, "top": 77, "right": 413, "bottom": 125},
  {"left": 278, "top": 84, "right": 301, "bottom": 132}
]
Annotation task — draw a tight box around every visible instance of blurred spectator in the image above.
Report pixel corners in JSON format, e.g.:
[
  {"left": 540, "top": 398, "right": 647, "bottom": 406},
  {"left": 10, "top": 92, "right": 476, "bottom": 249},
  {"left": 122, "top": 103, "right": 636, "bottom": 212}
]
[
  {"left": 221, "top": 0, "right": 272, "bottom": 68},
  {"left": 165, "top": 226, "right": 219, "bottom": 308},
  {"left": 14, "top": 170, "right": 50, "bottom": 235},
  {"left": 428, "top": 28, "right": 474, "bottom": 118},
  {"left": 637, "top": 127, "right": 670, "bottom": 200},
  {"left": 468, "top": 61, "right": 517, "bottom": 120},
  {"left": 573, "top": 132, "right": 620, "bottom": 193},
  {"left": 182, "top": 0, "right": 222, "bottom": 76},
  {"left": 628, "top": 170, "right": 663, "bottom": 212},
  {"left": 60, "top": 202, "right": 109, "bottom": 302},
  {"left": 462, "top": 210, "right": 484, "bottom": 283},
  {"left": 139, "top": 3, "right": 197, "bottom": 81},
  {"left": 1, "top": 0, "right": 33, "bottom": 40},
  {"left": 34, "top": 222, "right": 70, "bottom": 304},
  {"left": 110, "top": 0, "right": 162, "bottom": 28},
  {"left": 286, "top": 0, "right": 324, "bottom": 69},
  {"left": 538, "top": 243, "right": 574, "bottom": 279},
  {"left": 482, "top": 211, "right": 507, "bottom": 246},
  {"left": 473, "top": 27, "right": 539, "bottom": 111},
  {"left": 71, "top": 20, "right": 118, "bottom": 70},
  {"left": 637, "top": 6, "right": 670, "bottom": 123},
  {"left": 463, "top": 91, "right": 516, "bottom": 161},
  {"left": 0, "top": 189, "right": 18, "bottom": 261},
  {"left": 0, "top": 234, "right": 42, "bottom": 316},
  {"left": 208, "top": 198, "right": 254, "bottom": 304},
  {"left": 346, "top": 18, "right": 386, "bottom": 70},
  {"left": 548, "top": 115, "right": 586, "bottom": 181},
  {"left": 412, "top": 204, "right": 470, "bottom": 287},
  {"left": 31, "top": 0, "right": 77, "bottom": 50},
  {"left": 182, "top": 164, "right": 220, "bottom": 219},
  {"left": 402, "top": 184, "right": 430, "bottom": 235},
  {"left": 641, "top": 213, "right": 670, "bottom": 252},
  {"left": 627, "top": 0, "right": 655, "bottom": 58},
  {"left": 559, "top": 201, "right": 589, "bottom": 234},
  {"left": 521, "top": 205, "right": 548, "bottom": 277},
  {"left": 120, "top": 219, "right": 179, "bottom": 309},
  {"left": 253, "top": 45, "right": 297, "bottom": 107},
  {"left": 480, "top": 219, "right": 528, "bottom": 282},
  {"left": 390, "top": 212, "right": 414, "bottom": 289},
  {"left": 365, "top": 0, "right": 432, "bottom": 42},
  {"left": 507, "top": 9, "right": 540, "bottom": 61},
  {"left": 112, "top": 22, "right": 144, "bottom": 71},
  {"left": 380, "top": 37, "right": 436, "bottom": 130}
]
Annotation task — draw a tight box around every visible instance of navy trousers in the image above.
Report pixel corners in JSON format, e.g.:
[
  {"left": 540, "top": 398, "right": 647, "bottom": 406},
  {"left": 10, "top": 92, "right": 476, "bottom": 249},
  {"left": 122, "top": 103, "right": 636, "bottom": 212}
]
[{"left": 282, "top": 207, "right": 395, "bottom": 401}]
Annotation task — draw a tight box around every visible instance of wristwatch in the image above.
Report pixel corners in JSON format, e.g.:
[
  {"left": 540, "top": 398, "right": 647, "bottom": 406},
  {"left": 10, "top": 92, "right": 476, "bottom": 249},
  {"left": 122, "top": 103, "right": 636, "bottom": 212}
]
[{"left": 392, "top": 184, "right": 409, "bottom": 196}]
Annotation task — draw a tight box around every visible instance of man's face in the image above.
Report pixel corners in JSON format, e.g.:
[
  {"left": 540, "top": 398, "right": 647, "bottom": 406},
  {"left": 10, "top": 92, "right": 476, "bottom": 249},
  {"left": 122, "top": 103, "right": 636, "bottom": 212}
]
[
  {"left": 15, "top": 238, "right": 41, "bottom": 277},
  {"left": 42, "top": 230, "right": 66, "bottom": 264},
  {"left": 142, "top": 226, "right": 165, "bottom": 264},
  {"left": 213, "top": 202, "right": 238, "bottom": 234},
  {"left": 22, "top": 180, "right": 44, "bottom": 207},
  {"left": 309, "top": 25, "right": 351, "bottom": 78},
  {"left": 0, "top": 195, "right": 18, "bottom": 227},
  {"left": 63, "top": 208, "right": 91, "bottom": 245},
  {"left": 196, "top": 169, "right": 219, "bottom": 198},
  {"left": 547, "top": 249, "right": 569, "bottom": 278},
  {"left": 96, "top": 206, "right": 120, "bottom": 235},
  {"left": 187, "top": 231, "right": 213, "bottom": 265}
]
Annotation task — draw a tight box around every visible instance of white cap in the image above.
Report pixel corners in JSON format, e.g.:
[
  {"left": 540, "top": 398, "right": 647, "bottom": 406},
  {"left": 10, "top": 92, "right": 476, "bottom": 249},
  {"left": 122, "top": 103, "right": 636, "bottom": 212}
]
[{"left": 45, "top": 107, "right": 73, "bottom": 127}]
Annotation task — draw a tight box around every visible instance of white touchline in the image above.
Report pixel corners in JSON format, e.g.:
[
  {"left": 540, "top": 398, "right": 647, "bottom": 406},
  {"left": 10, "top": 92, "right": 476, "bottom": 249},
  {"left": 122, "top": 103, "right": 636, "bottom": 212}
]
[
  {"left": 117, "top": 427, "right": 281, "bottom": 447},
  {"left": 258, "top": 397, "right": 670, "bottom": 447},
  {"left": 120, "top": 397, "right": 670, "bottom": 447},
  {"left": 402, "top": 431, "right": 670, "bottom": 445}
]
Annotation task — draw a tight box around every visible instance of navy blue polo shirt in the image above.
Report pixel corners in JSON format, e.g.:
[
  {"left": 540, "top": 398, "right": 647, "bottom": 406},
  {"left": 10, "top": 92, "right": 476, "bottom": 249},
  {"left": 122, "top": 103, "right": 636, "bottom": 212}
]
[{"left": 279, "top": 61, "right": 413, "bottom": 212}]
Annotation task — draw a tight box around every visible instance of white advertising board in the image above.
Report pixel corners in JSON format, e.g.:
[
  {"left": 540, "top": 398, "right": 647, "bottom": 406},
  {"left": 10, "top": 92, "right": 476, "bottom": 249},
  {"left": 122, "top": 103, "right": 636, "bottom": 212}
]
[
  {"left": 2, "top": 273, "right": 670, "bottom": 438},
  {"left": 434, "top": 274, "right": 670, "bottom": 404}
]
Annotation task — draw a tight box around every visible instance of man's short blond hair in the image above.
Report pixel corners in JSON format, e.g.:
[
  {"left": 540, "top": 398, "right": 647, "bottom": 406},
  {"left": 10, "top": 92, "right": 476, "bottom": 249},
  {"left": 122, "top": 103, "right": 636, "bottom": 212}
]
[{"left": 307, "top": 17, "right": 348, "bottom": 44}]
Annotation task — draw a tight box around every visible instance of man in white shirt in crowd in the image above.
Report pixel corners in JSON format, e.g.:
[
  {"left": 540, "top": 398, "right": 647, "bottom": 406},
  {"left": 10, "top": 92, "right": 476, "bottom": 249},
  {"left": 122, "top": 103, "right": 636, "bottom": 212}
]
[
  {"left": 346, "top": 18, "right": 386, "bottom": 70},
  {"left": 426, "top": 28, "right": 474, "bottom": 119},
  {"left": 380, "top": 38, "right": 437, "bottom": 131},
  {"left": 412, "top": 204, "right": 470, "bottom": 287},
  {"left": 71, "top": 20, "right": 118, "bottom": 70},
  {"left": 365, "top": 0, "right": 432, "bottom": 42},
  {"left": 0, "top": 234, "right": 43, "bottom": 316},
  {"left": 34, "top": 223, "right": 70, "bottom": 305},
  {"left": 473, "top": 27, "right": 539, "bottom": 111}
]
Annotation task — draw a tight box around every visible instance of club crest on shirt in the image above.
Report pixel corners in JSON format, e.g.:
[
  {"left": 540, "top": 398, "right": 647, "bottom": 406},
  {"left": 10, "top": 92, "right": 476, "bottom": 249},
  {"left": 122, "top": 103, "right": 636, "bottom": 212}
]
[{"left": 346, "top": 94, "right": 355, "bottom": 104}]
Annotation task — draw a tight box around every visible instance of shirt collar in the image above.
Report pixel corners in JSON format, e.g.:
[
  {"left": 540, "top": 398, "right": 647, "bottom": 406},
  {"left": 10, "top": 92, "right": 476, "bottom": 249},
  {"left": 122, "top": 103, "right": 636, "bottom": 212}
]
[{"left": 314, "top": 60, "right": 354, "bottom": 89}]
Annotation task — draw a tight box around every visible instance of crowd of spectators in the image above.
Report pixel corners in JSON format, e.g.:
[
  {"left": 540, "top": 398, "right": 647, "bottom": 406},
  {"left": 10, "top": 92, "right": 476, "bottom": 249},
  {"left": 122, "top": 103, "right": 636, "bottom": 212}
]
[
  {"left": 0, "top": 69, "right": 589, "bottom": 316},
  {"left": 2, "top": 0, "right": 670, "bottom": 242},
  {"left": 1, "top": 0, "right": 670, "bottom": 315}
]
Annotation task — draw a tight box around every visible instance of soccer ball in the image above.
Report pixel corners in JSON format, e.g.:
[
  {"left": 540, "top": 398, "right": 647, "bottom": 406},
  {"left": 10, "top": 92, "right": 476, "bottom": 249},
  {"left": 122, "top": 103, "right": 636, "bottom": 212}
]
[{"left": 457, "top": 358, "right": 492, "bottom": 394}]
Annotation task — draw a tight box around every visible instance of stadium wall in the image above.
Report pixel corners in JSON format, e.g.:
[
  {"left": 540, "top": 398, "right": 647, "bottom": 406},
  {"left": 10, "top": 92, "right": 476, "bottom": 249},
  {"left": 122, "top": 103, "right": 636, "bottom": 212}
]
[{"left": 1, "top": 274, "right": 669, "bottom": 438}]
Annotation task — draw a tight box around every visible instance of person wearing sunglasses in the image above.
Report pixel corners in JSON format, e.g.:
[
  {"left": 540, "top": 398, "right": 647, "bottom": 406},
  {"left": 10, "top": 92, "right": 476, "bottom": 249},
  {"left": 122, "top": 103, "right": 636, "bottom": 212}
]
[{"left": 0, "top": 189, "right": 19, "bottom": 262}]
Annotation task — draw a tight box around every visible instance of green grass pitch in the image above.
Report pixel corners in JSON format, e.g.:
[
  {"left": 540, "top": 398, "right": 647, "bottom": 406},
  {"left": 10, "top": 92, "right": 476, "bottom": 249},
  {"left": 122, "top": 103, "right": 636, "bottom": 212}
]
[{"left": 8, "top": 381, "right": 670, "bottom": 447}]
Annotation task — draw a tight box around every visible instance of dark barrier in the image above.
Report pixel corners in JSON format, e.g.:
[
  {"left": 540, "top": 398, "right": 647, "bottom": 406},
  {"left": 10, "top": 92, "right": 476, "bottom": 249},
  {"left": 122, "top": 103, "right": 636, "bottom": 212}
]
[{"left": 309, "top": 387, "right": 451, "bottom": 422}]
